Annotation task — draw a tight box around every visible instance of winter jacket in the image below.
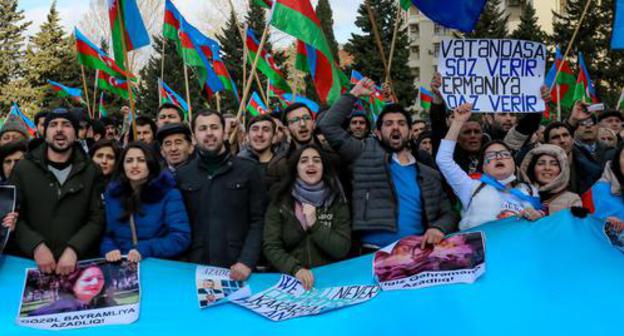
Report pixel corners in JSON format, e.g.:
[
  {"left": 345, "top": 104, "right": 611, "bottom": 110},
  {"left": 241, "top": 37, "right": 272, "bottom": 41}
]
[
  {"left": 317, "top": 94, "right": 458, "bottom": 234},
  {"left": 176, "top": 152, "right": 268, "bottom": 269},
  {"left": 100, "top": 172, "right": 191, "bottom": 259},
  {"left": 10, "top": 143, "right": 104, "bottom": 259},
  {"left": 583, "top": 163, "right": 624, "bottom": 220},
  {"left": 519, "top": 144, "right": 582, "bottom": 214},
  {"left": 263, "top": 195, "right": 351, "bottom": 275},
  {"left": 436, "top": 139, "right": 539, "bottom": 230},
  {"left": 237, "top": 146, "right": 282, "bottom": 190}
]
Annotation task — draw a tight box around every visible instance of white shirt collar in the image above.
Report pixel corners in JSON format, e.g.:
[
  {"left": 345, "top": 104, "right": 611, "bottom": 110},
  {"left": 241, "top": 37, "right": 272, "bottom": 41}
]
[{"left": 392, "top": 152, "right": 416, "bottom": 166}]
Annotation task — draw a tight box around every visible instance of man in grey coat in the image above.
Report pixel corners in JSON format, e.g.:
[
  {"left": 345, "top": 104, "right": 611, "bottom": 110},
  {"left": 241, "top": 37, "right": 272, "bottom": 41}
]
[{"left": 318, "top": 78, "right": 458, "bottom": 250}]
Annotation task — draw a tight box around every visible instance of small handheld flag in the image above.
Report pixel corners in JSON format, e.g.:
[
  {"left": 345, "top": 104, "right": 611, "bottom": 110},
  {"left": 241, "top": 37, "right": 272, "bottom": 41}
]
[
  {"left": 47, "top": 80, "right": 86, "bottom": 105},
  {"left": 246, "top": 92, "right": 269, "bottom": 117}
]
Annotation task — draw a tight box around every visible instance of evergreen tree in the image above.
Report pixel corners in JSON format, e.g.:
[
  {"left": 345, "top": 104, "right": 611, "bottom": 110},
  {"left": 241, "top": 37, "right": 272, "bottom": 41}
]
[
  {"left": 217, "top": 9, "right": 245, "bottom": 114},
  {"left": 316, "top": 0, "right": 339, "bottom": 62},
  {"left": 466, "top": 0, "right": 509, "bottom": 38},
  {"left": 0, "top": 0, "right": 31, "bottom": 113},
  {"left": 345, "top": 0, "right": 415, "bottom": 105},
  {"left": 24, "top": 1, "right": 80, "bottom": 110},
  {"left": 510, "top": 0, "right": 548, "bottom": 43},
  {"left": 136, "top": 35, "right": 205, "bottom": 118},
  {"left": 594, "top": 0, "right": 624, "bottom": 106}
]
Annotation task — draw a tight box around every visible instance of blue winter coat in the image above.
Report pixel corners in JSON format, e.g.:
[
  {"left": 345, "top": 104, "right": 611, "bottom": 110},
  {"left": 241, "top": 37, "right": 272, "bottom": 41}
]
[{"left": 100, "top": 172, "right": 191, "bottom": 259}]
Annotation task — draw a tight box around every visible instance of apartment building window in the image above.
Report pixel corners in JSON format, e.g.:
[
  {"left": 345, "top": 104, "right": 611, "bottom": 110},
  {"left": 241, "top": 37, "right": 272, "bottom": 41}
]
[
  {"left": 507, "top": 0, "right": 521, "bottom": 6},
  {"left": 433, "top": 65, "right": 438, "bottom": 74},
  {"left": 409, "top": 6, "right": 419, "bottom": 16},
  {"left": 411, "top": 46, "right": 420, "bottom": 60},
  {"left": 410, "top": 23, "right": 420, "bottom": 40},
  {"left": 433, "top": 42, "right": 440, "bottom": 57},
  {"left": 434, "top": 24, "right": 443, "bottom": 35},
  {"left": 412, "top": 67, "right": 421, "bottom": 82}
]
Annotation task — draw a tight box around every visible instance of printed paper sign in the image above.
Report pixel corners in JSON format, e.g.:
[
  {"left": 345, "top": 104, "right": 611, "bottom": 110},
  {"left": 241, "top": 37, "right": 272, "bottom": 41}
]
[
  {"left": 438, "top": 39, "right": 546, "bottom": 113},
  {"left": 17, "top": 258, "right": 140, "bottom": 330},
  {"left": 0, "top": 185, "right": 16, "bottom": 255},
  {"left": 195, "top": 266, "right": 251, "bottom": 308},
  {"left": 234, "top": 275, "right": 380, "bottom": 322},
  {"left": 373, "top": 232, "right": 485, "bottom": 291},
  {"left": 604, "top": 222, "right": 624, "bottom": 253}
]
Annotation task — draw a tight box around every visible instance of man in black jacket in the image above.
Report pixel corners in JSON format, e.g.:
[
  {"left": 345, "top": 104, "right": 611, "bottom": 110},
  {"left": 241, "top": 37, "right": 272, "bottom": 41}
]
[{"left": 176, "top": 110, "right": 267, "bottom": 281}]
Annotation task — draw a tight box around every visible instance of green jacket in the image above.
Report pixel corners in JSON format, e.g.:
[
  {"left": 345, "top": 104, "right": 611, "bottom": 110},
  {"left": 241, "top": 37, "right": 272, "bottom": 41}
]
[
  {"left": 263, "top": 195, "right": 351, "bottom": 275},
  {"left": 11, "top": 143, "right": 105, "bottom": 259}
]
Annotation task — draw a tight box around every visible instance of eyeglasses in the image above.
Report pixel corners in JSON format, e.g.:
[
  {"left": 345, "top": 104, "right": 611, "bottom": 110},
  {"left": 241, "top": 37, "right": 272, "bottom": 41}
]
[
  {"left": 484, "top": 150, "right": 512, "bottom": 161},
  {"left": 578, "top": 118, "right": 595, "bottom": 127},
  {"left": 287, "top": 115, "right": 312, "bottom": 125}
]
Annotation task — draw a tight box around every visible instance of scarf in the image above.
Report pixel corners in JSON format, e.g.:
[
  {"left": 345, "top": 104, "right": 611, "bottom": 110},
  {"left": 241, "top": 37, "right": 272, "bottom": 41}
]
[{"left": 291, "top": 178, "right": 333, "bottom": 208}]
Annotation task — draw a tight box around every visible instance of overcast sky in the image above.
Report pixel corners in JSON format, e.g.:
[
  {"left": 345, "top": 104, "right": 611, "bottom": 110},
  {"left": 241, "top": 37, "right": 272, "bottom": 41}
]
[{"left": 19, "top": 0, "right": 363, "bottom": 44}]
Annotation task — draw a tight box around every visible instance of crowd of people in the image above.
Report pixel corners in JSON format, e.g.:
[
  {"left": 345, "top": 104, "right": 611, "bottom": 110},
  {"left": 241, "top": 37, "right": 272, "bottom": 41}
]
[{"left": 1, "top": 74, "right": 623, "bottom": 289}]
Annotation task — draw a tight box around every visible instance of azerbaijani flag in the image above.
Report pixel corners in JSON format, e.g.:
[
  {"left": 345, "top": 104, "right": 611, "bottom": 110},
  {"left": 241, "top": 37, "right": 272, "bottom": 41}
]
[
  {"left": 350, "top": 69, "right": 364, "bottom": 85},
  {"left": 211, "top": 44, "right": 239, "bottom": 102},
  {"left": 254, "top": 0, "right": 273, "bottom": 8},
  {"left": 350, "top": 70, "right": 384, "bottom": 116},
  {"left": 400, "top": 0, "right": 486, "bottom": 33},
  {"left": 75, "top": 28, "right": 133, "bottom": 80},
  {"left": 420, "top": 86, "right": 433, "bottom": 110},
  {"left": 545, "top": 46, "right": 576, "bottom": 109},
  {"left": 573, "top": 52, "right": 599, "bottom": 104},
  {"left": 246, "top": 28, "right": 291, "bottom": 94},
  {"left": 272, "top": 0, "right": 348, "bottom": 105},
  {"left": 247, "top": 92, "right": 269, "bottom": 117},
  {"left": 282, "top": 93, "right": 320, "bottom": 114},
  {"left": 98, "top": 92, "right": 108, "bottom": 118},
  {"left": 107, "top": 0, "right": 150, "bottom": 69},
  {"left": 159, "top": 79, "right": 189, "bottom": 119},
  {"left": 47, "top": 80, "right": 86, "bottom": 105},
  {"left": 97, "top": 71, "right": 129, "bottom": 99},
  {"left": 10, "top": 103, "right": 36, "bottom": 136}
]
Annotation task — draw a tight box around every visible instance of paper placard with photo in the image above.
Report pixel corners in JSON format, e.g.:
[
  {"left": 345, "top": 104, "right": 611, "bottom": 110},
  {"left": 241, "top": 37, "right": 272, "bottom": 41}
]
[
  {"left": 373, "top": 232, "right": 486, "bottom": 291},
  {"left": 17, "top": 258, "right": 140, "bottom": 330},
  {"left": 195, "top": 266, "right": 250, "bottom": 308},
  {"left": 234, "top": 275, "right": 380, "bottom": 322},
  {"left": 604, "top": 222, "right": 624, "bottom": 253},
  {"left": 0, "top": 185, "right": 16, "bottom": 255}
]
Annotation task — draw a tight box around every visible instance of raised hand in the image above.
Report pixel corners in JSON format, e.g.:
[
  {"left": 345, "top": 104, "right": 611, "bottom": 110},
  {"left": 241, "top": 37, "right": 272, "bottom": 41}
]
[{"left": 350, "top": 78, "right": 375, "bottom": 99}]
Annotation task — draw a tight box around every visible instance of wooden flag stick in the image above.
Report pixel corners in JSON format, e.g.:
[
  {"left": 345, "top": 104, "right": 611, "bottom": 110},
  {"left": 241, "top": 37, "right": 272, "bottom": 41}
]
[
  {"left": 92, "top": 70, "right": 98, "bottom": 119},
  {"left": 365, "top": 0, "right": 397, "bottom": 97},
  {"left": 216, "top": 92, "right": 222, "bottom": 113},
  {"left": 548, "top": 0, "right": 592, "bottom": 94},
  {"left": 115, "top": 1, "right": 137, "bottom": 140},
  {"left": 182, "top": 63, "right": 193, "bottom": 122},
  {"left": 254, "top": 72, "right": 269, "bottom": 106},
  {"left": 160, "top": 36, "right": 167, "bottom": 103},
  {"left": 80, "top": 65, "right": 93, "bottom": 119},
  {"left": 386, "top": 1, "right": 402, "bottom": 84}
]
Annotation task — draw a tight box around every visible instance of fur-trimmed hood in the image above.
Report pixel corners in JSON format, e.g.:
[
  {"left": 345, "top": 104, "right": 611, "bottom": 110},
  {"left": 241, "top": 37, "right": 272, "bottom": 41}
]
[
  {"left": 519, "top": 144, "right": 570, "bottom": 194},
  {"left": 599, "top": 161, "right": 622, "bottom": 196},
  {"left": 107, "top": 171, "right": 177, "bottom": 204}
]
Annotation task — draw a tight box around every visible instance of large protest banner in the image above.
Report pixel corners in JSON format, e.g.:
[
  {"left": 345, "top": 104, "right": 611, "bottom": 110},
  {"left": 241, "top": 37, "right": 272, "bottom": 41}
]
[
  {"left": 17, "top": 258, "right": 140, "bottom": 330},
  {"left": 373, "top": 232, "right": 485, "bottom": 291},
  {"left": 234, "top": 275, "right": 380, "bottom": 322},
  {"left": 0, "top": 185, "right": 15, "bottom": 255},
  {"left": 438, "top": 39, "right": 546, "bottom": 113},
  {"left": 195, "top": 266, "right": 250, "bottom": 308}
]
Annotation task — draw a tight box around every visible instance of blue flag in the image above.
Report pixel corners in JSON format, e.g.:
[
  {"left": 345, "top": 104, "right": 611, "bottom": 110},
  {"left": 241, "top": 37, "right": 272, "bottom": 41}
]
[
  {"left": 409, "top": 0, "right": 486, "bottom": 33},
  {"left": 613, "top": 0, "right": 624, "bottom": 49}
]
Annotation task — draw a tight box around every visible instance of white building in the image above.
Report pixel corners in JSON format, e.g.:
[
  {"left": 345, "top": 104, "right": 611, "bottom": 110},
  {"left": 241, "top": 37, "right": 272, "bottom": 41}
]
[{"left": 407, "top": 0, "right": 567, "bottom": 91}]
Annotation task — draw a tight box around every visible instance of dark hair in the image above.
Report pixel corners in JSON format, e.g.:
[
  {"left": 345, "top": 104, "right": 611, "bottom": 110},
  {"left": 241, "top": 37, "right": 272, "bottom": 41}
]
[
  {"left": 611, "top": 142, "right": 624, "bottom": 192},
  {"left": 191, "top": 109, "right": 225, "bottom": 132},
  {"left": 58, "top": 264, "right": 111, "bottom": 307},
  {"left": 246, "top": 114, "right": 276, "bottom": 132},
  {"left": 598, "top": 110, "right": 624, "bottom": 122},
  {"left": 90, "top": 119, "right": 106, "bottom": 138},
  {"left": 0, "top": 140, "right": 28, "bottom": 179},
  {"left": 110, "top": 142, "right": 162, "bottom": 221},
  {"left": 477, "top": 140, "right": 515, "bottom": 173},
  {"left": 270, "top": 144, "right": 342, "bottom": 204},
  {"left": 282, "top": 102, "right": 314, "bottom": 123},
  {"left": 34, "top": 111, "right": 49, "bottom": 125},
  {"left": 157, "top": 103, "right": 185, "bottom": 121},
  {"left": 544, "top": 122, "right": 572, "bottom": 143},
  {"left": 525, "top": 153, "right": 559, "bottom": 186},
  {"left": 135, "top": 116, "right": 157, "bottom": 136},
  {"left": 89, "top": 139, "right": 121, "bottom": 160},
  {"left": 375, "top": 104, "right": 412, "bottom": 130}
]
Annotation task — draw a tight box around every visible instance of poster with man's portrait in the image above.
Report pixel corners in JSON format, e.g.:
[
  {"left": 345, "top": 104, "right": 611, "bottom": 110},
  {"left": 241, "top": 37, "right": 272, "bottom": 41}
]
[
  {"left": 0, "top": 185, "right": 16, "bottom": 255},
  {"left": 195, "top": 266, "right": 250, "bottom": 308},
  {"left": 17, "top": 258, "right": 140, "bottom": 330}
]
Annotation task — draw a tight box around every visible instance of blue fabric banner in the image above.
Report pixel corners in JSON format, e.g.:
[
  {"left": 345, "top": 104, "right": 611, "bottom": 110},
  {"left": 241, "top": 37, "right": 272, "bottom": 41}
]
[
  {"left": 613, "top": 0, "right": 624, "bottom": 49},
  {"left": 411, "top": 0, "right": 487, "bottom": 33},
  {"left": 1, "top": 210, "right": 623, "bottom": 334}
]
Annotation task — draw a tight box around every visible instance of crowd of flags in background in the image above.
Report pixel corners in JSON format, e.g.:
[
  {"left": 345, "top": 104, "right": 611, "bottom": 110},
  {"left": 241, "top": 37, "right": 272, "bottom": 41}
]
[{"left": 10, "top": 0, "right": 624, "bottom": 131}]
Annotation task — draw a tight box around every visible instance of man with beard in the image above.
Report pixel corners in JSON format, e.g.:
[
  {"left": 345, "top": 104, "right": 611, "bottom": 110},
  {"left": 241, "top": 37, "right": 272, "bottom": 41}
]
[
  {"left": 11, "top": 108, "right": 104, "bottom": 275},
  {"left": 482, "top": 113, "right": 517, "bottom": 140},
  {"left": 347, "top": 112, "right": 371, "bottom": 140},
  {"left": 157, "top": 123, "right": 194, "bottom": 176},
  {"left": 318, "top": 78, "right": 458, "bottom": 252},
  {"left": 176, "top": 110, "right": 267, "bottom": 281},
  {"left": 238, "top": 115, "right": 281, "bottom": 189},
  {"left": 156, "top": 103, "right": 184, "bottom": 129}
]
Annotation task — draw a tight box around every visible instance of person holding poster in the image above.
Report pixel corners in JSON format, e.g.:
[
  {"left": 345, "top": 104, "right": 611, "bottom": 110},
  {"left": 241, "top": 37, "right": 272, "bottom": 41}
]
[
  {"left": 436, "top": 104, "right": 543, "bottom": 230},
  {"left": 101, "top": 142, "right": 190, "bottom": 262},
  {"left": 519, "top": 145, "right": 581, "bottom": 214},
  {"left": 264, "top": 144, "right": 350, "bottom": 290}
]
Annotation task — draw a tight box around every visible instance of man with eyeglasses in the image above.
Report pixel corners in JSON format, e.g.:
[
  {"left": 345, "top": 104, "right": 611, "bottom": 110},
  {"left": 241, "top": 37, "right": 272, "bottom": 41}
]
[
  {"left": 156, "top": 103, "right": 185, "bottom": 129},
  {"left": 318, "top": 78, "right": 458, "bottom": 253},
  {"left": 567, "top": 102, "right": 614, "bottom": 167}
]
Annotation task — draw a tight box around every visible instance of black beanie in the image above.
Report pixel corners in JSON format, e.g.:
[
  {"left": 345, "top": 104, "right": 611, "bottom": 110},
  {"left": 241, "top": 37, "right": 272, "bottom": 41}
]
[{"left": 44, "top": 108, "right": 80, "bottom": 134}]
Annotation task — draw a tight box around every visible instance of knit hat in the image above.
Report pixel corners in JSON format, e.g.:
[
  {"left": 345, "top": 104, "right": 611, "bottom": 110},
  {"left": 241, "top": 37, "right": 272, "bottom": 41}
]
[
  {"left": 43, "top": 108, "right": 79, "bottom": 134},
  {"left": 0, "top": 113, "right": 30, "bottom": 139}
]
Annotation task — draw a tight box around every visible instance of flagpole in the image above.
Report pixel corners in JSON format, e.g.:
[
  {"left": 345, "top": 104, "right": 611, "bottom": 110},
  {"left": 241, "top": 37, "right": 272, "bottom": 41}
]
[
  {"left": 254, "top": 72, "right": 269, "bottom": 106},
  {"left": 183, "top": 63, "right": 193, "bottom": 122},
  {"left": 160, "top": 37, "right": 167, "bottom": 104},
  {"left": 386, "top": 1, "right": 402, "bottom": 85},
  {"left": 115, "top": 0, "right": 137, "bottom": 140},
  {"left": 80, "top": 65, "right": 93, "bottom": 118},
  {"left": 556, "top": 83, "right": 561, "bottom": 122},
  {"left": 92, "top": 70, "right": 98, "bottom": 119},
  {"left": 242, "top": 23, "right": 248, "bottom": 90},
  {"left": 216, "top": 92, "right": 222, "bottom": 113},
  {"left": 548, "top": 0, "right": 592, "bottom": 95},
  {"left": 365, "top": 0, "right": 397, "bottom": 98},
  {"left": 232, "top": 7, "right": 273, "bottom": 144}
]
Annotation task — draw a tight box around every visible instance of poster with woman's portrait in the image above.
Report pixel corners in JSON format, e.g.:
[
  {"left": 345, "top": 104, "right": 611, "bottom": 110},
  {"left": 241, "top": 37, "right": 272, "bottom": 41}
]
[
  {"left": 373, "top": 232, "right": 486, "bottom": 291},
  {"left": 17, "top": 258, "right": 140, "bottom": 330},
  {"left": 195, "top": 266, "right": 250, "bottom": 308},
  {"left": 0, "top": 185, "right": 16, "bottom": 255}
]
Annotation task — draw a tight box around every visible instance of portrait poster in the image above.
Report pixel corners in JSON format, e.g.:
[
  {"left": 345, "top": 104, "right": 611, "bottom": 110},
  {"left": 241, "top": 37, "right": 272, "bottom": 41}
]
[
  {"left": 373, "top": 232, "right": 486, "bottom": 291},
  {"left": 17, "top": 258, "right": 140, "bottom": 330},
  {"left": 0, "top": 185, "right": 16, "bottom": 255},
  {"left": 604, "top": 222, "right": 624, "bottom": 253},
  {"left": 195, "top": 266, "right": 251, "bottom": 308}
]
